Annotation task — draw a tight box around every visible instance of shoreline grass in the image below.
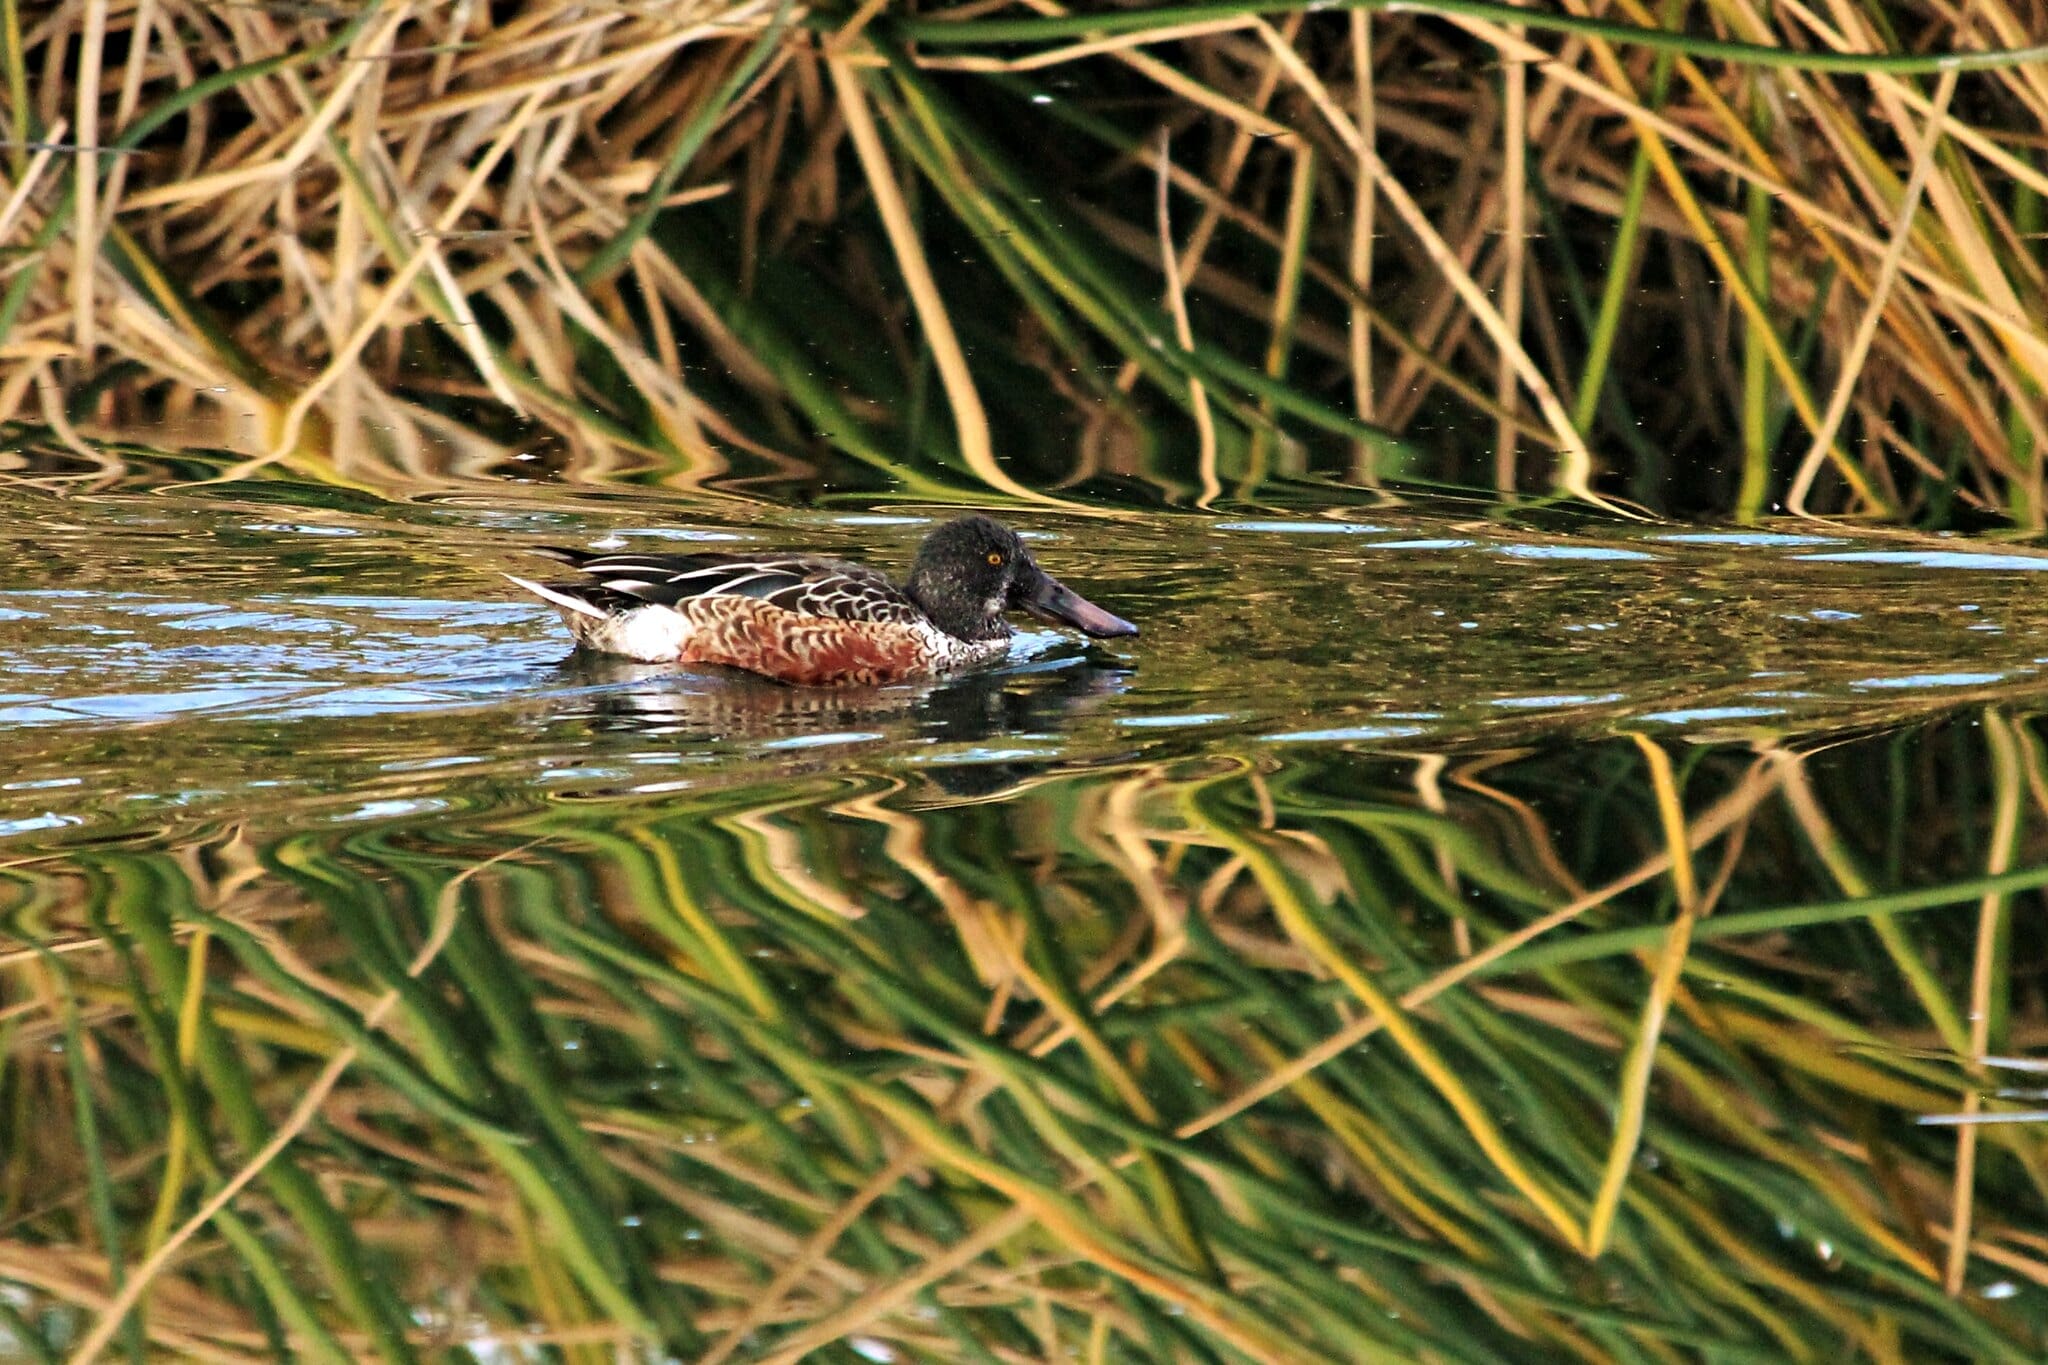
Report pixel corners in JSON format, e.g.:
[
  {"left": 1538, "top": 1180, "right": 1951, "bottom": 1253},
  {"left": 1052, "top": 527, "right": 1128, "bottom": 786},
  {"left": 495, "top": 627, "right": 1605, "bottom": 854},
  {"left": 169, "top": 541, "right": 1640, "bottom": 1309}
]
[{"left": 0, "top": 1, "right": 2042, "bottom": 521}]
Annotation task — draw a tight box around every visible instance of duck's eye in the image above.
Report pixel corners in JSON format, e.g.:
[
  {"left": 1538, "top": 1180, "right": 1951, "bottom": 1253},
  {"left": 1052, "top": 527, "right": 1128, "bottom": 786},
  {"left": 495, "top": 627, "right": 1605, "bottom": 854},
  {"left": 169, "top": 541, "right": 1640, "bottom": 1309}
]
[{"left": 986, "top": 551, "right": 1004, "bottom": 566}]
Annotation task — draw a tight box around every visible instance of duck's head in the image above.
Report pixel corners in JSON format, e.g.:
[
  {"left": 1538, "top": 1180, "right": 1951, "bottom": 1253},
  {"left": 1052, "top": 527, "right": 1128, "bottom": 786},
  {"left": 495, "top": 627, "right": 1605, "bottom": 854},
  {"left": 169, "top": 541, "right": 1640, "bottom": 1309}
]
[{"left": 905, "top": 516, "right": 1139, "bottom": 644}]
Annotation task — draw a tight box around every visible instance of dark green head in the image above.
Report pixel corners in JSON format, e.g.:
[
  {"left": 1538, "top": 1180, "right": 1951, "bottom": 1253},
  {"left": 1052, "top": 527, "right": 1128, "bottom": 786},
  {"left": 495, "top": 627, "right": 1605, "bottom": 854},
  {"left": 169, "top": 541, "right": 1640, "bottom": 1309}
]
[{"left": 904, "top": 516, "right": 1138, "bottom": 644}]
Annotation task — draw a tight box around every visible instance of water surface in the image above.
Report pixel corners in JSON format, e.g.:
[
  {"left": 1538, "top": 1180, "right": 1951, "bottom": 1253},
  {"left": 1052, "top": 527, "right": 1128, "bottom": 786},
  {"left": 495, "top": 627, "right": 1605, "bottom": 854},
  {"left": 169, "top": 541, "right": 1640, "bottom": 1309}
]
[{"left": 5, "top": 458, "right": 2047, "bottom": 1361}]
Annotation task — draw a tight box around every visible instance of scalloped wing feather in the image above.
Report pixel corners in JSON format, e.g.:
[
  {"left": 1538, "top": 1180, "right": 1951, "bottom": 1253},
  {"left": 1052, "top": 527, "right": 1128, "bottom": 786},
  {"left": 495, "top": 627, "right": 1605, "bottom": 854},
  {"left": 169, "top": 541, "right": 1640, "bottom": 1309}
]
[{"left": 532, "top": 549, "right": 926, "bottom": 626}]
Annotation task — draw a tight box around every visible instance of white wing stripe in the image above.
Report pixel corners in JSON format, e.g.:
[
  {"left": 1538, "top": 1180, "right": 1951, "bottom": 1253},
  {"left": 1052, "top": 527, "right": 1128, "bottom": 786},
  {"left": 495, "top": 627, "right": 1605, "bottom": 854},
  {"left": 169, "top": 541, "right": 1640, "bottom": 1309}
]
[{"left": 704, "top": 570, "right": 791, "bottom": 596}]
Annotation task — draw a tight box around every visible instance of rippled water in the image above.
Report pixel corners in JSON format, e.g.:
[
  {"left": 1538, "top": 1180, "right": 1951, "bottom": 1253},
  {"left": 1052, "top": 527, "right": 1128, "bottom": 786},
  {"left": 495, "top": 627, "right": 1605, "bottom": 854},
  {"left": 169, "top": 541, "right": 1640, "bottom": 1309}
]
[
  {"left": 9, "top": 482, "right": 2048, "bottom": 755},
  {"left": 6, "top": 455, "right": 2048, "bottom": 1360}
]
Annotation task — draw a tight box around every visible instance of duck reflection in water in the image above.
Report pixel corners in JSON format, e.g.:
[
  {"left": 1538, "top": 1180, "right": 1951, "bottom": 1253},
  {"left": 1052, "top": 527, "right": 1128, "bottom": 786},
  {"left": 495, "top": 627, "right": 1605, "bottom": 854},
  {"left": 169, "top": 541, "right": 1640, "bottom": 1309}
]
[{"left": 551, "top": 648, "right": 1133, "bottom": 754}]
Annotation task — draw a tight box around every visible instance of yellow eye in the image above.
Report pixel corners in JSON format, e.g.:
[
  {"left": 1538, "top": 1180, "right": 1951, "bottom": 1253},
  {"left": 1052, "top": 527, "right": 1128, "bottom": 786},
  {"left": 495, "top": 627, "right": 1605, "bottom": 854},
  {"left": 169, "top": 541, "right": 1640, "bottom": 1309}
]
[{"left": 986, "top": 551, "right": 1004, "bottom": 566}]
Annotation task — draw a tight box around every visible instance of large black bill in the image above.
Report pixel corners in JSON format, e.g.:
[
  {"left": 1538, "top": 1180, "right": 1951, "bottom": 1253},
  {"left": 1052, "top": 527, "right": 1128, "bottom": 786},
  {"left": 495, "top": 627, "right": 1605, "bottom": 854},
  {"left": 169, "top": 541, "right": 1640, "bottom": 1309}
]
[{"left": 1021, "top": 574, "right": 1138, "bottom": 638}]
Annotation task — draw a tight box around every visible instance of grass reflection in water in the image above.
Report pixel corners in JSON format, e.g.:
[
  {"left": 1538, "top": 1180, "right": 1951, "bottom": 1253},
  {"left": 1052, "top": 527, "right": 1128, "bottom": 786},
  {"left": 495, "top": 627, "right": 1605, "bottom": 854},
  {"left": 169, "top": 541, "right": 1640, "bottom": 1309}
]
[
  {"left": 6, "top": 701, "right": 2048, "bottom": 1362},
  {"left": 4, "top": 466, "right": 2048, "bottom": 1360}
]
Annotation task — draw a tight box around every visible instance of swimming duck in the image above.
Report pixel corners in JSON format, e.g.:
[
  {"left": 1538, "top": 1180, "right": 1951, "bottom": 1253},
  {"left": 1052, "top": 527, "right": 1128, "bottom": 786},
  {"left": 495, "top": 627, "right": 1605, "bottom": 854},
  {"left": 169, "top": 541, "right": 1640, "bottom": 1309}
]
[{"left": 507, "top": 514, "right": 1137, "bottom": 687}]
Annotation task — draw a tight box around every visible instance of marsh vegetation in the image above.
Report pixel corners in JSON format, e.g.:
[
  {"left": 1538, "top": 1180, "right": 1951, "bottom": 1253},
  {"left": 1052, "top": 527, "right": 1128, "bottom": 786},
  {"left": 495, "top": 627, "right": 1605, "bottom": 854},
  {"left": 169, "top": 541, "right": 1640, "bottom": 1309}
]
[{"left": 7, "top": 1, "right": 2048, "bottom": 1360}]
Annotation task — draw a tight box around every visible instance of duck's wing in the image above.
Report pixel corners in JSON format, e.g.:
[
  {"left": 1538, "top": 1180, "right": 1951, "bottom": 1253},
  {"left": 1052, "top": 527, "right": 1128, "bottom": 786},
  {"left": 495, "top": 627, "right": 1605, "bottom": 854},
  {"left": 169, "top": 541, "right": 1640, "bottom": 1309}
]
[{"left": 525, "top": 548, "right": 929, "bottom": 625}]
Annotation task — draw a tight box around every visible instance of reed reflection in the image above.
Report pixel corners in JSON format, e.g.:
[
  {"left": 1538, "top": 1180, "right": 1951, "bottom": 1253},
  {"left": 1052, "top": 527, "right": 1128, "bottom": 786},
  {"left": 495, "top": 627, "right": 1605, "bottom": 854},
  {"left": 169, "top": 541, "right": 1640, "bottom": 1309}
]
[{"left": 7, "top": 705, "right": 2047, "bottom": 1360}]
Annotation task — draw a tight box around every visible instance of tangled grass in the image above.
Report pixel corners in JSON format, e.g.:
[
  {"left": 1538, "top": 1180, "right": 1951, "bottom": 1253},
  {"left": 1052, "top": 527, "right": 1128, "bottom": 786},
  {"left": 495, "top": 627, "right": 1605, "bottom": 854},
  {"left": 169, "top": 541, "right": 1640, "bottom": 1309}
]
[{"left": 6, "top": 1, "right": 2048, "bottom": 511}]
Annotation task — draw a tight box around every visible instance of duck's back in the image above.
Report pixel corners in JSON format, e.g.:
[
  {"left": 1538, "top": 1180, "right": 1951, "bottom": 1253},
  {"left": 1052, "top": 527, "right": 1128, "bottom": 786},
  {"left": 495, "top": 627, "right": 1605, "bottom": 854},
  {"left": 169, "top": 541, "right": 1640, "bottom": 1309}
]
[{"left": 508, "top": 548, "right": 990, "bottom": 685}]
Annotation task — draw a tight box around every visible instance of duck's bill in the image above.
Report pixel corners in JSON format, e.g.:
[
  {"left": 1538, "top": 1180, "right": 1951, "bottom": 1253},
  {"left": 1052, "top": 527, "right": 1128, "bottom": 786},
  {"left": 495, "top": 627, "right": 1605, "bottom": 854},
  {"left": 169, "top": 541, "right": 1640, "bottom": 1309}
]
[{"left": 1022, "top": 575, "right": 1138, "bottom": 638}]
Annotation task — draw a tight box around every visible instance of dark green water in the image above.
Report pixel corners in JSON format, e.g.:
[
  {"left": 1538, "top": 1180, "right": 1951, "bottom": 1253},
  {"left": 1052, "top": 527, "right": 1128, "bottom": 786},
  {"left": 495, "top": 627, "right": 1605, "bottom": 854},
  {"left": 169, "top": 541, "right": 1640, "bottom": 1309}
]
[{"left": 5, "top": 454, "right": 2048, "bottom": 1361}]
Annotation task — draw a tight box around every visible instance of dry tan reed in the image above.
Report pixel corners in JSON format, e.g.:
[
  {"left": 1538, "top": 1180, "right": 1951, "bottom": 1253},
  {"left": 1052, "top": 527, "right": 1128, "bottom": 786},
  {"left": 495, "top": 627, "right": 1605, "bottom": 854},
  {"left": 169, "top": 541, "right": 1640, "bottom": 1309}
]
[{"left": 4, "top": 0, "right": 2048, "bottom": 515}]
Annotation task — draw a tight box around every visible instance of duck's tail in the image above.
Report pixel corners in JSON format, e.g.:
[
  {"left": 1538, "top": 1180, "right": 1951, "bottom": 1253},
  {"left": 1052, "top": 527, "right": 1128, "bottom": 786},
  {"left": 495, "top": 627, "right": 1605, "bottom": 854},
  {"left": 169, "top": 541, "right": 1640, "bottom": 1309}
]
[{"left": 503, "top": 573, "right": 608, "bottom": 621}]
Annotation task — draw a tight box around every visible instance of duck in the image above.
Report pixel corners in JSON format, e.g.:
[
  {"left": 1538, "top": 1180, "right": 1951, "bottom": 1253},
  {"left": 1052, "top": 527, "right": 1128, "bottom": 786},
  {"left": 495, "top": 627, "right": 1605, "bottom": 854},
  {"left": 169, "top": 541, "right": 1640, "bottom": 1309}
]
[{"left": 506, "top": 514, "right": 1137, "bottom": 687}]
